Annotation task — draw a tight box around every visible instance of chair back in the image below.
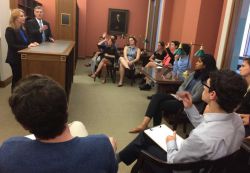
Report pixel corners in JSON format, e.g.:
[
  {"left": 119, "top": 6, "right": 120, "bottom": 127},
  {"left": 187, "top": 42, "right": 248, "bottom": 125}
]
[{"left": 131, "top": 150, "right": 240, "bottom": 173}]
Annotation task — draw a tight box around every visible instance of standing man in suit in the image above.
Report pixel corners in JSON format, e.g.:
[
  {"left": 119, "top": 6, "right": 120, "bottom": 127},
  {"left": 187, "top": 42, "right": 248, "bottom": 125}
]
[{"left": 26, "top": 6, "right": 54, "bottom": 43}]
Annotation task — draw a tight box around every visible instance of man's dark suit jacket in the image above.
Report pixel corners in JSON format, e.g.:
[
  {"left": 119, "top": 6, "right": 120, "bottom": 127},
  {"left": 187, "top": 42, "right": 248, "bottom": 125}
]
[
  {"left": 26, "top": 19, "right": 53, "bottom": 43},
  {"left": 5, "top": 27, "right": 30, "bottom": 64}
]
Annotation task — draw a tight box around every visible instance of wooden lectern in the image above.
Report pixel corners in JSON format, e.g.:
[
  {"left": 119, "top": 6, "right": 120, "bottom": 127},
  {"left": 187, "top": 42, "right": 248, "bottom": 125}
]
[{"left": 19, "top": 40, "right": 75, "bottom": 97}]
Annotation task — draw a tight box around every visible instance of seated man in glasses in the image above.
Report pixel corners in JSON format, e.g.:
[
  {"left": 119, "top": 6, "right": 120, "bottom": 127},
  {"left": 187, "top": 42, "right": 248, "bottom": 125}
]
[{"left": 117, "top": 70, "right": 247, "bottom": 165}]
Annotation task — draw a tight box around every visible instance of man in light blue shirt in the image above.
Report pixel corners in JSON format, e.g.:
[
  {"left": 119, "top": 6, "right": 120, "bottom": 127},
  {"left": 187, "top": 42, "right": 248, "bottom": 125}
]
[
  {"left": 117, "top": 70, "right": 247, "bottom": 166},
  {"left": 167, "top": 71, "right": 246, "bottom": 162}
]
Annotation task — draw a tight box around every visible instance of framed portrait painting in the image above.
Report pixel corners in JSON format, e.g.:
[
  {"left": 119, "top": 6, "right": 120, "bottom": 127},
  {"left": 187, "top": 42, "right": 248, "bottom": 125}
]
[{"left": 108, "top": 8, "right": 129, "bottom": 35}]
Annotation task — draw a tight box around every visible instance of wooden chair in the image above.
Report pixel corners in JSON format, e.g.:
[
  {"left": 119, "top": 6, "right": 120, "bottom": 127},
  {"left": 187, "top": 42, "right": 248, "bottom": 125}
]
[
  {"left": 105, "top": 47, "right": 124, "bottom": 83},
  {"left": 106, "top": 60, "right": 118, "bottom": 83},
  {"left": 131, "top": 149, "right": 241, "bottom": 173},
  {"left": 125, "top": 67, "right": 136, "bottom": 86}
]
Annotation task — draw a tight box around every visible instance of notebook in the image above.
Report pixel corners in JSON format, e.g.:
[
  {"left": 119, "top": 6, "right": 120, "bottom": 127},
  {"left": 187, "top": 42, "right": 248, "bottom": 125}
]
[{"left": 144, "top": 124, "right": 184, "bottom": 152}]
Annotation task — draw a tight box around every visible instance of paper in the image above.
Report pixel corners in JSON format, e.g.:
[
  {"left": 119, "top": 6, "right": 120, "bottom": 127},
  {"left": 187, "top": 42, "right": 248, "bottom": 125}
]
[{"left": 144, "top": 124, "right": 184, "bottom": 152}]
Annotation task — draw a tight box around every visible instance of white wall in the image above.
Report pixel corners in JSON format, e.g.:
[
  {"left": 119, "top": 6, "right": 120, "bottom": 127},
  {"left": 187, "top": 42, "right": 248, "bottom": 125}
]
[{"left": 0, "top": 0, "right": 12, "bottom": 81}]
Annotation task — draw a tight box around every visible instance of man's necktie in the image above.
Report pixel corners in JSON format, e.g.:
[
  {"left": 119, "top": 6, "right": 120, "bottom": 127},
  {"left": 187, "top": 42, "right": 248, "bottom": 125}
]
[{"left": 39, "top": 20, "right": 46, "bottom": 42}]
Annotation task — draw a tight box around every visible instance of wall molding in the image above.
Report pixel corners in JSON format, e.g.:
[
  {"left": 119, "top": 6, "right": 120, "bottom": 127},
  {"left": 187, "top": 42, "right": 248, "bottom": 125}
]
[{"left": 0, "top": 76, "right": 12, "bottom": 88}]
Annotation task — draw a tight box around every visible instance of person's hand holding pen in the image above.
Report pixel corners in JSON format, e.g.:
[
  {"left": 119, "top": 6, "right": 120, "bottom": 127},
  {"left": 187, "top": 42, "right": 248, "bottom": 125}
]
[
  {"left": 176, "top": 91, "right": 193, "bottom": 108},
  {"left": 166, "top": 131, "right": 176, "bottom": 142}
]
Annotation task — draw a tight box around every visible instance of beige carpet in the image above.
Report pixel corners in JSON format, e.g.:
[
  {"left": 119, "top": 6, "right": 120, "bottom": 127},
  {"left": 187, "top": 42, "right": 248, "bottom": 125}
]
[{"left": 0, "top": 59, "right": 157, "bottom": 173}]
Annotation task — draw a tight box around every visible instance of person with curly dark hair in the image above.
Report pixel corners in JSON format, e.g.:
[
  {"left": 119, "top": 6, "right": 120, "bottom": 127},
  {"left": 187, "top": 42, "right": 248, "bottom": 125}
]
[
  {"left": 117, "top": 70, "right": 247, "bottom": 165},
  {"left": 0, "top": 74, "right": 117, "bottom": 173}
]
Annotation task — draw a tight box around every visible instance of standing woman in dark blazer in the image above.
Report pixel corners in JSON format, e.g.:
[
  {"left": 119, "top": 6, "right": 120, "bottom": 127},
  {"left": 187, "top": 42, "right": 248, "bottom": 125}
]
[{"left": 5, "top": 9, "right": 38, "bottom": 91}]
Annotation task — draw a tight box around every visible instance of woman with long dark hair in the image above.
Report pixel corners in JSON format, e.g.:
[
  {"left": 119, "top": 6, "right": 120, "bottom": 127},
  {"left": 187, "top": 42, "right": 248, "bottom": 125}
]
[{"left": 130, "top": 54, "right": 217, "bottom": 133}]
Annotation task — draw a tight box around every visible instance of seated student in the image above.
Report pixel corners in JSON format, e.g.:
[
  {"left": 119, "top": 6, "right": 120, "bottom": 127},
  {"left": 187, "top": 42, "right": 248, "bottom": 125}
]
[
  {"left": 130, "top": 54, "right": 217, "bottom": 133},
  {"left": 140, "top": 41, "right": 179, "bottom": 90},
  {"left": 237, "top": 58, "right": 250, "bottom": 137},
  {"left": 117, "top": 70, "right": 247, "bottom": 165},
  {"left": 163, "top": 40, "right": 180, "bottom": 68},
  {"left": 118, "top": 36, "right": 141, "bottom": 87},
  {"left": 140, "top": 43, "right": 191, "bottom": 91},
  {"left": 85, "top": 32, "right": 109, "bottom": 76},
  {"left": 139, "top": 41, "right": 167, "bottom": 90},
  {"left": 0, "top": 74, "right": 118, "bottom": 173},
  {"left": 91, "top": 37, "right": 119, "bottom": 83},
  {"left": 172, "top": 43, "right": 191, "bottom": 80},
  {"left": 148, "top": 41, "right": 167, "bottom": 64}
]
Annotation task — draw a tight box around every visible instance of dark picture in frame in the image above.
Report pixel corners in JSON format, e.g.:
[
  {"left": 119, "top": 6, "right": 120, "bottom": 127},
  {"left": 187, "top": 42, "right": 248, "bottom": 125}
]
[
  {"left": 108, "top": 8, "right": 129, "bottom": 35},
  {"left": 61, "top": 13, "right": 70, "bottom": 25}
]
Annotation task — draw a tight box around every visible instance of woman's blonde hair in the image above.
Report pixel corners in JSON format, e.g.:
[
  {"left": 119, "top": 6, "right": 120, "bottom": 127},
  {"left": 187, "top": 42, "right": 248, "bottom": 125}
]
[{"left": 9, "top": 8, "right": 24, "bottom": 30}]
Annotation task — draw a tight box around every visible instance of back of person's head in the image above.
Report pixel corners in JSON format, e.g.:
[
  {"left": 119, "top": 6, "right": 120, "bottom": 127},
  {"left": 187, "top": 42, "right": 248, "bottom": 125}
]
[
  {"left": 195, "top": 54, "right": 217, "bottom": 81},
  {"left": 9, "top": 74, "right": 68, "bottom": 140},
  {"left": 199, "top": 54, "right": 217, "bottom": 71},
  {"left": 171, "top": 40, "right": 180, "bottom": 48},
  {"left": 158, "top": 41, "right": 165, "bottom": 48},
  {"left": 182, "top": 43, "right": 191, "bottom": 55},
  {"left": 209, "top": 70, "right": 247, "bottom": 113},
  {"left": 9, "top": 8, "right": 24, "bottom": 29}
]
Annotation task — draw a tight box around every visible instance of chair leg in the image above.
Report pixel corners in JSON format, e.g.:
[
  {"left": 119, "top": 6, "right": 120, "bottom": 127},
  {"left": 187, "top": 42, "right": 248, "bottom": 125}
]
[
  {"left": 130, "top": 70, "right": 136, "bottom": 86},
  {"left": 112, "top": 69, "right": 116, "bottom": 83}
]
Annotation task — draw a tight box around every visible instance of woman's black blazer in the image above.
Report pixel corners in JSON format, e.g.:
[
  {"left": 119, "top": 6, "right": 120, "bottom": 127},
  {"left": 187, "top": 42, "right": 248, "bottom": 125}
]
[{"left": 5, "top": 27, "right": 30, "bottom": 64}]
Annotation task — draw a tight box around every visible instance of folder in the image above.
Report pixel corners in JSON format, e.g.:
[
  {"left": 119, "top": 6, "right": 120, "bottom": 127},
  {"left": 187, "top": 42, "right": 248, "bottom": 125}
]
[{"left": 144, "top": 124, "right": 184, "bottom": 152}]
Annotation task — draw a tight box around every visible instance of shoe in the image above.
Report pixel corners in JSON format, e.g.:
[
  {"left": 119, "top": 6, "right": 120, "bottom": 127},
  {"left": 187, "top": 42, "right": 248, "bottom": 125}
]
[
  {"left": 88, "top": 73, "right": 92, "bottom": 77},
  {"left": 139, "top": 78, "right": 146, "bottom": 85},
  {"left": 84, "top": 63, "right": 91, "bottom": 67},
  {"left": 129, "top": 126, "right": 146, "bottom": 133},
  {"left": 102, "top": 77, "right": 106, "bottom": 84},
  {"left": 118, "top": 83, "right": 123, "bottom": 87},
  {"left": 90, "top": 74, "right": 96, "bottom": 82},
  {"left": 147, "top": 95, "right": 152, "bottom": 100},
  {"left": 139, "top": 84, "right": 151, "bottom": 90}
]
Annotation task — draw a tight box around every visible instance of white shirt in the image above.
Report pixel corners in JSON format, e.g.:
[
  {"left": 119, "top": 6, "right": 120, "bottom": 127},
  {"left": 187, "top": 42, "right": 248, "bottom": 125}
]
[{"left": 36, "top": 18, "right": 43, "bottom": 28}]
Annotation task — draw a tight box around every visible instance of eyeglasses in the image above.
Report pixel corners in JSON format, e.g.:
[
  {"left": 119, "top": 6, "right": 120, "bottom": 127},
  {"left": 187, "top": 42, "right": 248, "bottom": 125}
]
[{"left": 202, "top": 81, "right": 212, "bottom": 91}]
